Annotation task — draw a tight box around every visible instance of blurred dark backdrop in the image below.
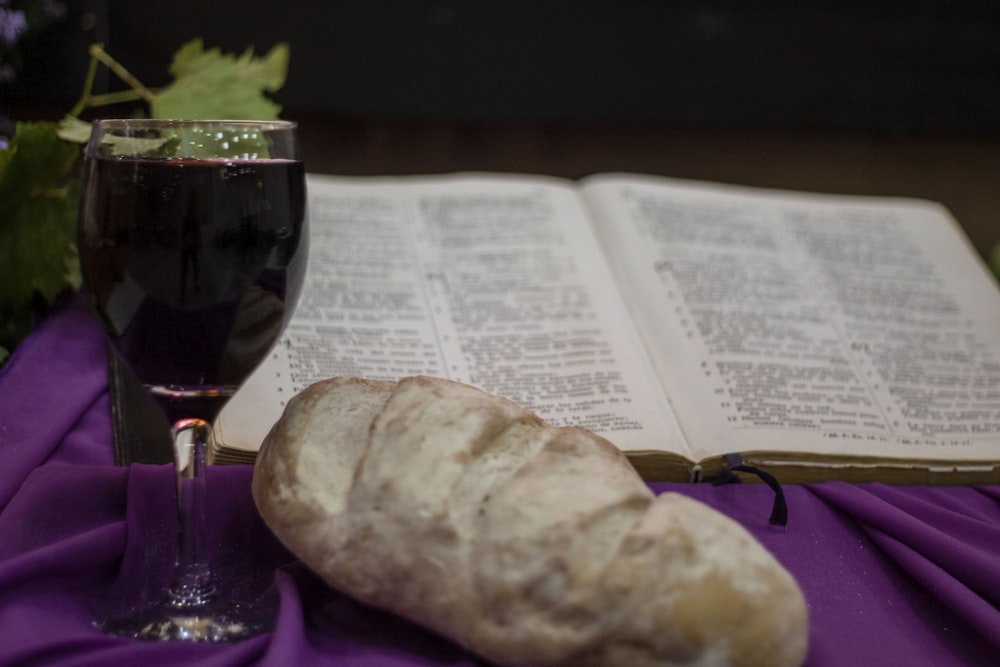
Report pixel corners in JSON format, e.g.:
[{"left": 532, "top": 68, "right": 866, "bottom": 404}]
[{"left": 5, "top": 0, "right": 1000, "bottom": 133}]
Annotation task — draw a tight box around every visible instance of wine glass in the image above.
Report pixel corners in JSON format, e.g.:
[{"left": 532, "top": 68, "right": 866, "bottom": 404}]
[{"left": 78, "top": 119, "right": 308, "bottom": 640}]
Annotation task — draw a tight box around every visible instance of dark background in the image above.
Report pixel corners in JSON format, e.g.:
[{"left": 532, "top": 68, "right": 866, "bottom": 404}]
[
  {"left": 8, "top": 0, "right": 1000, "bottom": 132},
  {"left": 4, "top": 1, "right": 999, "bottom": 256}
]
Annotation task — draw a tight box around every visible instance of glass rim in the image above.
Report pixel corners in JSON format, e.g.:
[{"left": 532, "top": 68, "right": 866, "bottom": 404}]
[{"left": 92, "top": 118, "right": 298, "bottom": 131}]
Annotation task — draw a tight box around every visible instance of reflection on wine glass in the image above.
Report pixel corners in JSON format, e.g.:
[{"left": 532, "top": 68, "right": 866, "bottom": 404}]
[{"left": 78, "top": 119, "right": 308, "bottom": 640}]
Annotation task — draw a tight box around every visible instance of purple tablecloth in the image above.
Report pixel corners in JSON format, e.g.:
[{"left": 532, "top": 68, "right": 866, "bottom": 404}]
[{"left": 1, "top": 297, "right": 998, "bottom": 666}]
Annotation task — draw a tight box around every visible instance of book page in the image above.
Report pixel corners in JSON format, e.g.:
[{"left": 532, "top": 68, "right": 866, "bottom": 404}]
[
  {"left": 581, "top": 174, "right": 1000, "bottom": 463},
  {"left": 215, "top": 173, "right": 687, "bottom": 457}
]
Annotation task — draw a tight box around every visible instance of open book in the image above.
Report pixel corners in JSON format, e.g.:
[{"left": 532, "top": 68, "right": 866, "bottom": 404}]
[{"left": 211, "top": 172, "right": 1000, "bottom": 484}]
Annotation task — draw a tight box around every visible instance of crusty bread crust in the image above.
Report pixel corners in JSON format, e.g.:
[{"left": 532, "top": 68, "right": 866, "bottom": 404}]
[{"left": 253, "top": 376, "right": 808, "bottom": 667}]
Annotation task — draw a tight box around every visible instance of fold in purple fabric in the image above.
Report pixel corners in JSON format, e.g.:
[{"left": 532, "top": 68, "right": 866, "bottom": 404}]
[{"left": 1, "top": 297, "right": 998, "bottom": 666}]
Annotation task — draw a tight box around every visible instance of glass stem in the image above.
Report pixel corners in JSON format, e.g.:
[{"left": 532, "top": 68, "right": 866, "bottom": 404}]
[{"left": 168, "top": 418, "right": 216, "bottom": 609}]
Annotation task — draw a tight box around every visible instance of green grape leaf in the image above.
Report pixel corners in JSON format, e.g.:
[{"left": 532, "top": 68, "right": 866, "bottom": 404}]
[
  {"left": 151, "top": 39, "right": 289, "bottom": 120},
  {"left": 0, "top": 122, "right": 81, "bottom": 195},
  {"left": 0, "top": 122, "right": 82, "bottom": 310},
  {"left": 57, "top": 115, "right": 95, "bottom": 144}
]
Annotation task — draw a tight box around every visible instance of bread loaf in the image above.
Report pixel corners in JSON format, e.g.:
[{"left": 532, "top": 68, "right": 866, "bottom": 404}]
[{"left": 252, "top": 376, "right": 808, "bottom": 667}]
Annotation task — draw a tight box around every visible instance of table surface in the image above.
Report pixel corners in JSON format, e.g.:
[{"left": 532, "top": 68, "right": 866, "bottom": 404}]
[
  {"left": 2, "top": 116, "right": 1000, "bottom": 666},
  {"left": 1, "top": 291, "right": 999, "bottom": 667},
  {"left": 295, "top": 116, "right": 1000, "bottom": 261}
]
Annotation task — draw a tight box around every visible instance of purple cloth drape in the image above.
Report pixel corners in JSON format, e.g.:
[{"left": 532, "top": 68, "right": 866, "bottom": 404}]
[{"left": 1, "top": 296, "right": 998, "bottom": 666}]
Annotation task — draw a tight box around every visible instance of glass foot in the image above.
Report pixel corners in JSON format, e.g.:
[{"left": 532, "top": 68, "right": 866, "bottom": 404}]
[{"left": 102, "top": 601, "right": 272, "bottom": 642}]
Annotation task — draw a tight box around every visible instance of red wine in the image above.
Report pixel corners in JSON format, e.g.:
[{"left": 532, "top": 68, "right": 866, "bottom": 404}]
[{"left": 80, "top": 156, "right": 308, "bottom": 422}]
